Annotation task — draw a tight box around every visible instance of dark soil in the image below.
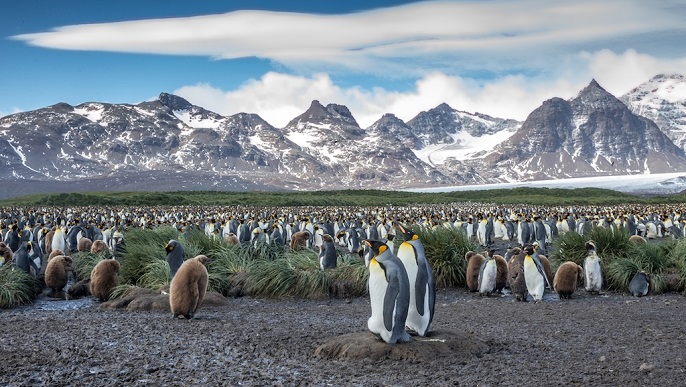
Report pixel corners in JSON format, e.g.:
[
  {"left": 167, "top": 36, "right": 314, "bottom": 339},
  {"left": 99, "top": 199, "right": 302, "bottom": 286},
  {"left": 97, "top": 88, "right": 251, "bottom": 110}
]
[{"left": 1, "top": 286, "right": 684, "bottom": 386}]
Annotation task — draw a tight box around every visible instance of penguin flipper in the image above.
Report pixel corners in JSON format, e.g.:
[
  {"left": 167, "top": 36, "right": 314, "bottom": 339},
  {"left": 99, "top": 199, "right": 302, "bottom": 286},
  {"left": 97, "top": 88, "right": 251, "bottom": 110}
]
[
  {"left": 533, "top": 256, "right": 551, "bottom": 288},
  {"left": 383, "top": 276, "right": 401, "bottom": 333},
  {"left": 415, "top": 254, "right": 430, "bottom": 317}
]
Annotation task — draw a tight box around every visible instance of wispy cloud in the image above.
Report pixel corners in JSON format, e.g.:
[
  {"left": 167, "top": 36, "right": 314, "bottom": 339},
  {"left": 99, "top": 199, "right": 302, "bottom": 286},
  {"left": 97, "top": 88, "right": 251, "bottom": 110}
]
[
  {"left": 175, "top": 47, "right": 685, "bottom": 129},
  {"left": 12, "top": 0, "right": 685, "bottom": 77},
  {"left": 0, "top": 107, "right": 23, "bottom": 118}
]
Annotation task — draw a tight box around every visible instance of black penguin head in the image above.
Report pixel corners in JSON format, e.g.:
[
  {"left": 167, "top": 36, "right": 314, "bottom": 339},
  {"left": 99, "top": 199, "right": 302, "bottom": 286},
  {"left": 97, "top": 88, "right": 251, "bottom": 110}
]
[
  {"left": 165, "top": 240, "right": 177, "bottom": 253},
  {"left": 585, "top": 240, "right": 596, "bottom": 252},
  {"left": 523, "top": 244, "right": 535, "bottom": 256},
  {"left": 363, "top": 239, "right": 388, "bottom": 256},
  {"left": 397, "top": 224, "right": 417, "bottom": 241}
]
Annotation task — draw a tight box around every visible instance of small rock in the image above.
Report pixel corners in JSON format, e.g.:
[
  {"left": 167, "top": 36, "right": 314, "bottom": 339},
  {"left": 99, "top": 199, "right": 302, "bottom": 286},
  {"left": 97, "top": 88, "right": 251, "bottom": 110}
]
[
  {"left": 639, "top": 363, "right": 655, "bottom": 372},
  {"left": 599, "top": 356, "right": 606, "bottom": 362}
]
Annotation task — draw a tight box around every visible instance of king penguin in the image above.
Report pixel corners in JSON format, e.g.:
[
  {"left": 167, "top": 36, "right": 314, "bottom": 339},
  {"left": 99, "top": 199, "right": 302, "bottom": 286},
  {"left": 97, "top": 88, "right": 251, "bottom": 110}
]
[
  {"left": 364, "top": 239, "right": 411, "bottom": 344},
  {"left": 628, "top": 271, "right": 650, "bottom": 297},
  {"left": 523, "top": 244, "right": 547, "bottom": 302},
  {"left": 477, "top": 255, "right": 498, "bottom": 296},
  {"left": 584, "top": 240, "right": 603, "bottom": 294},
  {"left": 165, "top": 239, "right": 185, "bottom": 278},
  {"left": 395, "top": 224, "right": 435, "bottom": 337},
  {"left": 318, "top": 234, "right": 337, "bottom": 270}
]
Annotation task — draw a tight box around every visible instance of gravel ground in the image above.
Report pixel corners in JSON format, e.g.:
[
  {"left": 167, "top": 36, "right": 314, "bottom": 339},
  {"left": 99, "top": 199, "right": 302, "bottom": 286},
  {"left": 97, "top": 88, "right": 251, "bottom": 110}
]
[{"left": 1, "top": 286, "right": 685, "bottom": 386}]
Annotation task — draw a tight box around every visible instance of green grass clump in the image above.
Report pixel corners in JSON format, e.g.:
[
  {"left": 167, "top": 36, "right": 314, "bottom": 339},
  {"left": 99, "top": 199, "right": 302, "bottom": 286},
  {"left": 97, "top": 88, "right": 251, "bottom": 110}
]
[
  {"left": 0, "top": 265, "right": 36, "bottom": 308},
  {"left": 237, "top": 250, "right": 328, "bottom": 298},
  {"left": 605, "top": 241, "right": 677, "bottom": 294},
  {"left": 71, "top": 252, "right": 105, "bottom": 280},
  {"left": 410, "top": 225, "right": 477, "bottom": 288},
  {"left": 551, "top": 227, "right": 631, "bottom": 266},
  {"left": 137, "top": 260, "right": 171, "bottom": 290},
  {"left": 109, "top": 284, "right": 139, "bottom": 300},
  {"left": 119, "top": 226, "right": 178, "bottom": 285}
]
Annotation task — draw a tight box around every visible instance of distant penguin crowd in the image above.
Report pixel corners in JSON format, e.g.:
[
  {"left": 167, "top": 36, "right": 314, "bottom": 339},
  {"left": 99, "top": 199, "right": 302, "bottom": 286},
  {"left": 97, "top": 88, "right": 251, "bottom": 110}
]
[{"left": 1, "top": 202, "right": 684, "bottom": 340}]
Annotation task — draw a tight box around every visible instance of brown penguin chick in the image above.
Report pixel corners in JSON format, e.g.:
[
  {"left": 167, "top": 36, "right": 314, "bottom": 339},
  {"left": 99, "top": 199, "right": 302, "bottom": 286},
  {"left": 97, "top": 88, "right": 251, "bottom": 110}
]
[
  {"left": 508, "top": 250, "right": 528, "bottom": 302},
  {"left": 224, "top": 233, "right": 239, "bottom": 246},
  {"left": 45, "top": 230, "right": 55, "bottom": 257},
  {"left": 465, "top": 251, "right": 485, "bottom": 292},
  {"left": 290, "top": 230, "right": 310, "bottom": 250},
  {"left": 89, "top": 259, "right": 121, "bottom": 302},
  {"left": 90, "top": 240, "right": 109, "bottom": 254},
  {"left": 48, "top": 249, "right": 65, "bottom": 261},
  {"left": 77, "top": 237, "right": 93, "bottom": 253},
  {"left": 553, "top": 261, "right": 584, "bottom": 299},
  {"left": 45, "top": 255, "right": 76, "bottom": 297},
  {"left": 0, "top": 242, "right": 13, "bottom": 265},
  {"left": 628, "top": 235, "right": 647, "bottom": 244},
  {"left": 67, "top": 278, "right": 92, "bottom": 299},
  {"left": 493, "top": 254, "right": 509, "bottom": 293},
  {"left": 169, "top": 255, "right": 210, "bottom": 320}
]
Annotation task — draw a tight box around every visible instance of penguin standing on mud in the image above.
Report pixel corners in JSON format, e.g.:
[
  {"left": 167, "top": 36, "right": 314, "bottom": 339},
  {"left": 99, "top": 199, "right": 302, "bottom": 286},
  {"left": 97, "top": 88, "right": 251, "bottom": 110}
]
[
  {"left": 395, "top": 224, "right": 435, "bottom": 337},
  {"left": 523, "top": 245, "right": 547, "bottom": 302},
  {"left": 169, "top": 255, "right": 210, "bottom": 320},
  {"left": 628, "top": 271, "right": 650, "bottom": 297},
  {"left": 364, "top": 239, "right": 411, "bottom": 344},
  {"left": 584, "top": 240, "right": 603, "bottom": 294}
]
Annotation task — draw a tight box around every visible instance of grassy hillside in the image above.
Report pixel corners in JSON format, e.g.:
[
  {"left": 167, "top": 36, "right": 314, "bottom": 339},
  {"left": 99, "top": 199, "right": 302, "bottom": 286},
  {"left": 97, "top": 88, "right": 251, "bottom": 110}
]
[{"left": 2, "top": 187, "right": 684, "bottom": 207}]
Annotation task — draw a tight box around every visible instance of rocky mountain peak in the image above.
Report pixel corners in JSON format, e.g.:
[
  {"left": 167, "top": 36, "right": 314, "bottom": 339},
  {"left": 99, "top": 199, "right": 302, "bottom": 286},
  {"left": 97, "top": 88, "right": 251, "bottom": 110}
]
[
  {"left": 158, "top": 93, "right": 193, "bottom": 111},
  {"left": 572, "top": 79, "right": 628, "bottom": 112},
  {"left": 325, "top": 103, "right": 359, "bottom": 127}
]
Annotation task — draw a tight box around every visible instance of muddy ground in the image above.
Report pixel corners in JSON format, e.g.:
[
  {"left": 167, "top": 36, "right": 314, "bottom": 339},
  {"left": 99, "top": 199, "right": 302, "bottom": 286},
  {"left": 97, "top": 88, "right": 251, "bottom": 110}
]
[{"left": 1, "top": 284, "right": 684, "bottom": 386}]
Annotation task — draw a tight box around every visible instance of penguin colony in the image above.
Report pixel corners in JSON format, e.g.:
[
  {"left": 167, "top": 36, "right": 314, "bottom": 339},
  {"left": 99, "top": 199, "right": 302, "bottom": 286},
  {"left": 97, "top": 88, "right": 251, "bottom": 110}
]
[{"left": 1, "top": 203, "right": 682, "bottom": 332}]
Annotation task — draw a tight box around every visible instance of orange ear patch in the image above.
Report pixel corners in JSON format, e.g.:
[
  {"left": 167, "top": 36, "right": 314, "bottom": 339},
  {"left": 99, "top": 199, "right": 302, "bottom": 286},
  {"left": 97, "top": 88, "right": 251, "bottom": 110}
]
[{"left": 378, "top": 245, "right": 387, "bottom": 254}]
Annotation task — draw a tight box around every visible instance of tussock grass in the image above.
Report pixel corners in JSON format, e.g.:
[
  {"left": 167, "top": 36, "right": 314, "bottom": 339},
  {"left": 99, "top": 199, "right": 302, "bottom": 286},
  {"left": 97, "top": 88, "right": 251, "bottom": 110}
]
[
  {"left": 551, "top": 227, "right": 631, "bottom": 266},
  {"left": 109, "top": 284, "right": 140, "bottom": 300},
  {"left": 237, "top": 251, "right": 327, "bottom": 298},
  {"left": 606, "top": 241, "right": 677, "bottom": 294},
  {"left": 411, "top": 225, "right": 477, "bottom": 288},
  {"left": 137, "top": 260, "right": 171, "bottom": 290},
  {"left": 119, "top": 226, "right": 178, "bottom": 285},
  {"left": 71, "top": 252, "right": 104, "bottom": 280},
  {"left": 0, "top": 265, "right": 36, "bottom": 308}
]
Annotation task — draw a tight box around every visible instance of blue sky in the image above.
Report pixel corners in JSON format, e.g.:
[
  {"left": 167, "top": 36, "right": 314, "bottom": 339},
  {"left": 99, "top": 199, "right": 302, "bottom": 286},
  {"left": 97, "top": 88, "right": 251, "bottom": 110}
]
[{"left": 3, "top": 0, "right": 686, "bottom": 127}]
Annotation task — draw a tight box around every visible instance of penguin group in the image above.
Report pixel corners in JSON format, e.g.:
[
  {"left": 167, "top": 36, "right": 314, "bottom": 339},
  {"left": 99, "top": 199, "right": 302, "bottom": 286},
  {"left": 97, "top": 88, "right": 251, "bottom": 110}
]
[
  {"left": 363, "top": 222, "right": 435, "bottom": 344},
  {"left": 2, "top": 202, "right": 683, "bottom": 314}
]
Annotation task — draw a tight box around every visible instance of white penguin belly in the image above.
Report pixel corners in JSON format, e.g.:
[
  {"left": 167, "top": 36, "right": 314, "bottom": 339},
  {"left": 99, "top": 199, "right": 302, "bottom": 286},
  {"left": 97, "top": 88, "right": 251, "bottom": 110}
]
[
  {"left": 584, "top": 258, "right": 602, "bottom": 291},
  {"left": 396, "top": 244, "right": 425, "bottom": 332},
  {"left": 368, "top": 262, "right": 391, "bottom": 339},
  {"left": 524, "top": 258, "right": 545, "bottom": 301},
  {"left": 479, "top": 260, "right": 497, "bottom": 294}
]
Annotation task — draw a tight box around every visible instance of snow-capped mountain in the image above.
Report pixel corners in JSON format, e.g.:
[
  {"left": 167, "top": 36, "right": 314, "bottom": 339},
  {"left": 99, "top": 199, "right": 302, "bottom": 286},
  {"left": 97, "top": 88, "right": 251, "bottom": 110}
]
[
  {"left": 480, "top": 79, "right": 686, "bottom": 182},
  {"left": 621, "top": 74, "right": 686, "bottom": 152},
  {"left": 1, "top": 75, "right": 686, "bottom": 198}
]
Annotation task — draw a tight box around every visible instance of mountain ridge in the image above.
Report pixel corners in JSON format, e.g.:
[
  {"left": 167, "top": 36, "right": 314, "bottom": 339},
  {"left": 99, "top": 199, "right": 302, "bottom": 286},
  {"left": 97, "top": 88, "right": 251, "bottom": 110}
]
[{"left": 1, "top": 74, "right": 686, "bottom": 197}]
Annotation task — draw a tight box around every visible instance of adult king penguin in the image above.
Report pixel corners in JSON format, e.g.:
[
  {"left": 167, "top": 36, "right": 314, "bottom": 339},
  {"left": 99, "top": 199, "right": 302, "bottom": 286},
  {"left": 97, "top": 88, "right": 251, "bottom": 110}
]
[
  {"left": 395, "top": 224, "right": 435, "bottom": 337},
  {"left": 364, "top": 239, "right": 411, "bottom": 344},
  {"left": 523, "top": 245, "right": 547, "bottom": 303},
  {"left": 584, "top": 240, "right": 603, "bottom": 294},
  {"left": 165, "top": 239, "right": 185, "bottom": 278},
  {"left": 318, "top": 234, "right": 337, "bottom": 270}
]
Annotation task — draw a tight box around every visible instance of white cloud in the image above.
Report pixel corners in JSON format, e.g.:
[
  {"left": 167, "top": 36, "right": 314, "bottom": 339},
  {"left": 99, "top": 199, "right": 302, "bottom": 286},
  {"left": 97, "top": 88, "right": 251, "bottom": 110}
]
[
  {"left": 581, "top": 49, "right": 686, "bottom": 95},
  {"left": 0, "top": 107, "right": 23, "bottom": 118},
  {"left": 13, "top": 0, "right": 686, "bottom": 79},
  {"left": 174, "top": 49, "right": 686, "bottom": 128}
]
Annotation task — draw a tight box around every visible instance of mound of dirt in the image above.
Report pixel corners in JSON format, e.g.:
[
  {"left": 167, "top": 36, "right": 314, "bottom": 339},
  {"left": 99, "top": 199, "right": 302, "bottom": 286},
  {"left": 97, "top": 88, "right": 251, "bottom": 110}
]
[
  {"left": 315, "top": 329, "right": 488, "bottom": 361},
  {"left": 99, "top": 288, "right": 228, "bottom": 311}
]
